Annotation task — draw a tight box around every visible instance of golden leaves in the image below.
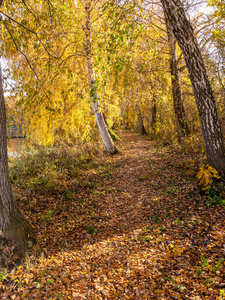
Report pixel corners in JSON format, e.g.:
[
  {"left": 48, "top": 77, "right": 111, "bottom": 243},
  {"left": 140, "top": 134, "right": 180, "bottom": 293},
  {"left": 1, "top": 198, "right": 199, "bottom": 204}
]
[{"left": 197, "top": 164, "right": 220, "bottom": 190}]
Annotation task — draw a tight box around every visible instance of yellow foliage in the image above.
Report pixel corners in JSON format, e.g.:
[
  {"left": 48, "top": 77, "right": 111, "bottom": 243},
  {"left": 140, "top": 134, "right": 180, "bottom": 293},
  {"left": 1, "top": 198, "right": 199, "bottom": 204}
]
[
  {"left": 172, "top": 247, "right": 184, "bottom": 256},
  {"left": 197, "top": 164, "right": 220, "bottom": 191},
  {"left": 169, "top": 244, "right": 184, "bottom": 256},
  {"left": 3, "top": 0, "right": 203, "bottom": 146}
]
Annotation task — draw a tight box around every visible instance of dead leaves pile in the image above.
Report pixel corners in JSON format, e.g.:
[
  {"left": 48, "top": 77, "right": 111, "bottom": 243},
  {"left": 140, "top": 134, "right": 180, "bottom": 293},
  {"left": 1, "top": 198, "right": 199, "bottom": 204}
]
[{"left": 1, "top": 131, "right": 225, "bottom": 299}]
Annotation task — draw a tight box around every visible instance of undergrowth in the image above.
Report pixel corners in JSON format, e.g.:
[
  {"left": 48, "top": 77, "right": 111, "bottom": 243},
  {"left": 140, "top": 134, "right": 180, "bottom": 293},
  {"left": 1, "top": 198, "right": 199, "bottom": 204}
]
[
  {"left": 196, "top": 163, "right": 225, "bottom": 206},
  {"left": 8, "top": 141, "right": 103, "bottom": 189}
]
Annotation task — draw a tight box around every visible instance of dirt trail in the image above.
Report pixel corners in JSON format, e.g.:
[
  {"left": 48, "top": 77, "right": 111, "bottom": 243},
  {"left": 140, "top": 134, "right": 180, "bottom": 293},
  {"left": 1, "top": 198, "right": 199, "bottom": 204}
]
[
  {"left": 90, "top": 131, "right": 194, "bottom": 237},
  {"left": 2, "top": 130, "right": 225, "bottom": 299}
]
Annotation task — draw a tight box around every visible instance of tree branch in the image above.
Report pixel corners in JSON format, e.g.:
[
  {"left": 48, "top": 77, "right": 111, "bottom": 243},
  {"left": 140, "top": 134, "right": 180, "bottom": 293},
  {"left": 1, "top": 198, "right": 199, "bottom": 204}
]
[
  {"left": 4, "top": 21, "right": 50, "bottom": 101},
  {"left": 1, "top": 11, "right": 60, "bottom": 59}
]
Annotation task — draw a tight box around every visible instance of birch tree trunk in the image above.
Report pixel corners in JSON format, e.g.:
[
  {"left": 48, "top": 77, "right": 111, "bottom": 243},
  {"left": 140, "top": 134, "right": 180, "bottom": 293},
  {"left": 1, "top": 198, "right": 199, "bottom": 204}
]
[
  {"left": 164, "top": 10, "right": 190, "bottom": 138},
  {"left": 84, "top": 1, "right": 117, "bottom": 154},
  {"left": 161, "top": 0, "right": 225, "bottom": 177},
  {"left": 0, "top": 62, "right": 40, "bottom": 258}
]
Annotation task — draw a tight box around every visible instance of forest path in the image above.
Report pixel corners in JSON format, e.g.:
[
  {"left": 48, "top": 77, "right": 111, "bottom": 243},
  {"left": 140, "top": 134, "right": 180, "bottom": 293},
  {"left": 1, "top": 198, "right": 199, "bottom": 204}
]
[
  {"left": 2, "top": 130, "right": 225, "bottom": 299},
  {"left": 89, "top": 130, "right": 192, "bottom": 237}
]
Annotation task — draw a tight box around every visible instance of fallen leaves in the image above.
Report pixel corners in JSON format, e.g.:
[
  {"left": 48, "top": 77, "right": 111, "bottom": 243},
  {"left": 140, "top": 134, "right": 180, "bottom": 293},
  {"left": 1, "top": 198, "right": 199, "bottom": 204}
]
[{"left": 1, "top": 131, "right": 225, "bottom": 299}]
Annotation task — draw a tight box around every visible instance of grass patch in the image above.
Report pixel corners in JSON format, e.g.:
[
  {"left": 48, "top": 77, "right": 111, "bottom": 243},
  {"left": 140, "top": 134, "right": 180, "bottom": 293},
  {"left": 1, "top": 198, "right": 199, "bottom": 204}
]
[{"left": 9, "top": 143, "right": 100, "bottom": 189}]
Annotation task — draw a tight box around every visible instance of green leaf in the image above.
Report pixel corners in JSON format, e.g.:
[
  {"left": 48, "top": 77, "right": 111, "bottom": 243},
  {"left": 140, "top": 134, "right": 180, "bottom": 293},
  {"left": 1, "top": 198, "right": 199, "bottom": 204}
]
[
  {"left": 41, "top": 268, "right": 46, "bottom": 279},
  {"left": 46, "top": 279, "right": 55, "bottom": 284}
]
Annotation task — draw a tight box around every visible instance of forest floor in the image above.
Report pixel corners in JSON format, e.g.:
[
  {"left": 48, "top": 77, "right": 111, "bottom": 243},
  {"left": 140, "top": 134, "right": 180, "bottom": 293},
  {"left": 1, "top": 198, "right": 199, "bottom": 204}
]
[{"left": 1, "top": 130, "right": 225, "bottom": 299}]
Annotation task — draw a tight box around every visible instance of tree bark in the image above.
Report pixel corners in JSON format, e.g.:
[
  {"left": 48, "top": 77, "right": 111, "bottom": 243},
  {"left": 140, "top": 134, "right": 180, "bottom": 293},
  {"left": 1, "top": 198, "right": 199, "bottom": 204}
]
[
  {"left": 0, "top": 62, "right": 41, "bottom": 258},
  {"left": 161, "top": 0, "right": 225, "bottom": 177},
  {"left": 136, "top": 102, "right": 146, "bottom": 135},
  {"left": 150, "top": 93, "right": 157, "bottom": 134},
  {"left": 119, "top": 103, "right": 127, "bottom": 130},
  {"left": 84, "top": 1, "right": 117, "bottom": 154},
  {"left": 164, "top": 10, "right": 190, "bottom": 138}
]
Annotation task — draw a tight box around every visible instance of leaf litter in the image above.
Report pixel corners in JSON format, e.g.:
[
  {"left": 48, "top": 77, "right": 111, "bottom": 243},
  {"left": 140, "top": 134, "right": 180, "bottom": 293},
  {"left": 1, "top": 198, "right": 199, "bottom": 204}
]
[{"left": 1, "top": 130, "right": 225, "bottom": 299}]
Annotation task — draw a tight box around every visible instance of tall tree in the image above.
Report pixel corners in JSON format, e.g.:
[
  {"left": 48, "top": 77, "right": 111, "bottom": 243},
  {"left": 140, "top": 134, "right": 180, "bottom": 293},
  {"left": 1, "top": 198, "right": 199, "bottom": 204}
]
[
  {"left": 0, "top": 61, "right": 40, "bottom": 258},
  {"left": 2, "top": 0, "right": 120, "bottom": 151},
  {"left": 84, "top": 0, "right": 117, "bottom": 154},
  {"left": 164, "top": 10, "right": 190, "bottom": 139},
  {"left": 161, "top": 0, "right": 225, "bottom": 177}
]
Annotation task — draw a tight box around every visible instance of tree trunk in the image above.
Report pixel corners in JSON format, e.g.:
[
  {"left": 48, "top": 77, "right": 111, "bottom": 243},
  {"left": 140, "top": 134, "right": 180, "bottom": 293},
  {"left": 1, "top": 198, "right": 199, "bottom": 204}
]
[
  {"left": 119, "top": 103, "right": 127, "bottom": 130},
  {"left": 164, "top": 10, "right": 190, "bottom": 138},
  {"left": 0, "top": 62, "right": 41, "bottom": 258},
  {"left": 161, "top": 0, "right": 225, "bottom": 177},
  {"left": 150, "top": 93, "right": 157, "bottom": 134},
  {"left": 84, "top": 1, "right": 117, "bottom": 154},
  {"left": 136, "top": 102, "right": 146, "bottom": 135}
]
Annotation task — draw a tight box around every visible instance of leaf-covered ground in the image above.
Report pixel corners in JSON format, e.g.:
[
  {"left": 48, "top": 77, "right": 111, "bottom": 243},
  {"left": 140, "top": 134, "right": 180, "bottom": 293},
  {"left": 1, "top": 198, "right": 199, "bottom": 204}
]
[{"left": 1, "top": 131, "right": 225, "bottom": 299}]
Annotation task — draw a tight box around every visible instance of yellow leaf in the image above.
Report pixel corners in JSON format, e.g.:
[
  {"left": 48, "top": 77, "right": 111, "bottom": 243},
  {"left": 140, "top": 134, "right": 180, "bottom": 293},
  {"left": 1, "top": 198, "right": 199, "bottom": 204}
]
[{"left": 172, "top": 247, "right": 184, "bottom": 256}]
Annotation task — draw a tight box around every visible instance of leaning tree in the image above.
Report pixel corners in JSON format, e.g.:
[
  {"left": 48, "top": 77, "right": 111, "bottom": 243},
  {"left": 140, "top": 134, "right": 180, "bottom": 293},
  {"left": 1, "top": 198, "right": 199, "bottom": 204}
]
[{"left": 161, "top": 0, "right": 225, "bottom": 178}]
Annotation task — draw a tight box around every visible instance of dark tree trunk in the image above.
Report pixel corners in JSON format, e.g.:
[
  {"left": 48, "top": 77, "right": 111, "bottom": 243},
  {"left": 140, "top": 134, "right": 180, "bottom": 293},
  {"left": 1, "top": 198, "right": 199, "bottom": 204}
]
[
  {"left": 0, "top": 63, "right": 41, "bottom": 258},
  {"left": 164, "top": 10, "right": 190, "bottom": 138},
  {"left": 150, "top": 94, "right": 157, "bottom": 134},
  {"left": 136, "top": 102, "right": 146, "bottom": 135},
  {"left": 161, "top": 0, "right": 225, "bottom": 177}
]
